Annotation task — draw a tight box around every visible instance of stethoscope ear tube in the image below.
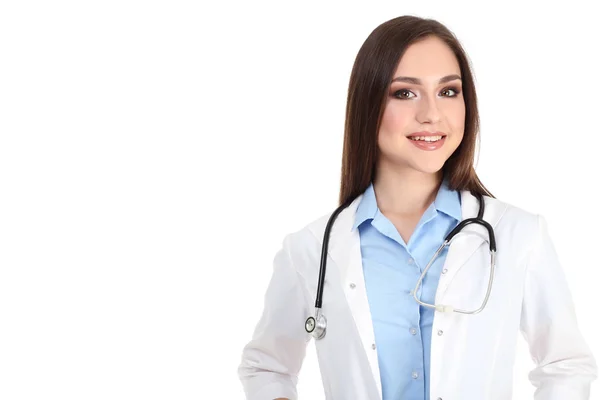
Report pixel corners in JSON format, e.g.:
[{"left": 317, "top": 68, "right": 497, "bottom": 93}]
[
  {"left": 307, "top": 198, "right": 355, "bottom": 339},
  {"left": 446, "top": 217, "right": 496, "bottom": 252},
  {"left": 314, "top": 198, "right": 355, "bottom": 310}
]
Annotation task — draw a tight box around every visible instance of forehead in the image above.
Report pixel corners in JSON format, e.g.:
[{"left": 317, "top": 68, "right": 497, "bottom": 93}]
[{"left": 394, "top": 36, "right": 460, "bottom": 80}]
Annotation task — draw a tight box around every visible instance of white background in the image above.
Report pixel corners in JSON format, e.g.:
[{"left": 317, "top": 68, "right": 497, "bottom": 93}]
[{"left": 0, "top": 1, "right": 598, "bottom": 399}]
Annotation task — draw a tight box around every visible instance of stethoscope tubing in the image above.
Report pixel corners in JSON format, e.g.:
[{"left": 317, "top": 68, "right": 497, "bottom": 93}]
[{"left": 305, "top": 190, "right": 496, "bottom": 339}]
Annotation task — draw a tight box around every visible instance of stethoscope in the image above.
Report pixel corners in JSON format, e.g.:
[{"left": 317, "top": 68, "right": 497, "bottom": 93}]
[{"left": 305, "top": 191, "right": 497, "bottom": 340}]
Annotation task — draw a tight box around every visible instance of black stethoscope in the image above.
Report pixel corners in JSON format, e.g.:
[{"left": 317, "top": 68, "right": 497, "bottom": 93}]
[{"left": 305, "top": 190, "right": 497, "bottom": 340}]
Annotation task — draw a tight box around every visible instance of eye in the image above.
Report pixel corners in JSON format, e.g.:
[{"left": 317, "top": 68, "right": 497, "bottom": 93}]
[
  {"left": 392, "top": 86, "right": 462, "bottom": 100},
  {"left": 394, "top": 89, "right": 415, "bottom": 99},
  {"left": 441, "top": 87, "right": 461, "bottom": 97}
]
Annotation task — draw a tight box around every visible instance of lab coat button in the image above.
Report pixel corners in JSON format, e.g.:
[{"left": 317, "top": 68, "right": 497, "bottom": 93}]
[
  {"left": 349, "top": 283, "right": 356, "bottom": 289},
  {"left": 438, "top": 330, "right": 443, "bottom": 336},
  {"left": 442, "top": 268, "right": 448, "bottom": 274},
  {"left": 371, "top": 343, "right": 376, "bottom": 350}
]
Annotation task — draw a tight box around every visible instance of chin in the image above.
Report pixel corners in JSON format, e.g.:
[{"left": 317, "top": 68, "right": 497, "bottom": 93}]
[
  {"left": 407, "top": 157, "right": 447, "bottom": 174},
  {"left": 379, "top": 147, "right": 451, "bottom": 174}
]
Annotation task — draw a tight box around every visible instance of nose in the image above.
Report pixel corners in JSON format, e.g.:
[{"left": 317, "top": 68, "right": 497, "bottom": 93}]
[{"left": 417, "top": 96, "right": 442, "bottom": 124}]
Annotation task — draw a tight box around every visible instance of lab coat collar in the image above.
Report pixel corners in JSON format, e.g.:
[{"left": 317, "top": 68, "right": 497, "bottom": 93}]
[{"left": 318, "top": 188, "right": 508, "bottom": 399}]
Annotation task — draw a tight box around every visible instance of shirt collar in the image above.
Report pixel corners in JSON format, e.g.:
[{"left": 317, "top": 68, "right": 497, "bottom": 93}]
[{"left": 352, "top": 176, "right": 462, "bottom": 231}]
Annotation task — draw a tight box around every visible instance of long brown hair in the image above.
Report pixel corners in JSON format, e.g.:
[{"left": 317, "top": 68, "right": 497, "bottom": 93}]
[{"left": 338, "top": 15, "right": 495, "bottom": 207}]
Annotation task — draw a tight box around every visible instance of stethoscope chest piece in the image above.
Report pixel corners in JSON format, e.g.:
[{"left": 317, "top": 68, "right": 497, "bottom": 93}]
[{"left": 305, "top": 309, "right": 327, "bottom": 340}]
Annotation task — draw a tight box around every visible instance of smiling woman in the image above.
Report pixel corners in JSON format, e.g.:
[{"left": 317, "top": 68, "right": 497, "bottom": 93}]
[
  {"left": 237, "top": 14, "right": 597, "bottom": 400},
  {"left": 382, "top": 45, "right": 464, "bottom": 169}
]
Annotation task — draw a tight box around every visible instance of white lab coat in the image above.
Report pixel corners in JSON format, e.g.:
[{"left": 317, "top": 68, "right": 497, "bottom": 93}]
[{"left": 238, "top": 190, "right": 597, "bottom": 399}]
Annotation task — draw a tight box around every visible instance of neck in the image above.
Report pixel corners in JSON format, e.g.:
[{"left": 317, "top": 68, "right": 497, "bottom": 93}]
[{"left": 373, "top": 166, "right": 444, "bottom": 216}]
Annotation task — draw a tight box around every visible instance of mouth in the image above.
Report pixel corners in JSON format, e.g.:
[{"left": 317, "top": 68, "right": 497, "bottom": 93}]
[
  {"left": 406, "top": 134, "right": 447, "bottom": 151},
  {"left": 406, "top": 134, "right": 446, "bottom": 142}
]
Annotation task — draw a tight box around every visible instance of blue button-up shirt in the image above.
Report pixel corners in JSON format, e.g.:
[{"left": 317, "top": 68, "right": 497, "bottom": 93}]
[{"left": 352, "top": 178, "right": 462, "bottom": 400}]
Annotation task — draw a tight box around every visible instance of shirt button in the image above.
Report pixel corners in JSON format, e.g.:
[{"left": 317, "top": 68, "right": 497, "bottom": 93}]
[
  {"left": 438, "top": 330, "right": 444, "bottom": 336},
  {"left": 412, "top": 371, "right": 419, "bottom": 379},
  {"left": 349, "top": 282, "right": 356, "bottom": 289},
  {"left": 410, "top": 328, "right": 417, "bottom": 335},
  {"left": 408, "top": 258, "right": 414, "bottom": 264}
]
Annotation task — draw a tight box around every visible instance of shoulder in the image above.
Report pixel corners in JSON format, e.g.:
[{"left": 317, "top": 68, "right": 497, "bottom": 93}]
[
  {"left": 282, "top": 210, "right": 332, "bottom": 254},
  {"left": 485, "top": 194, "right": 540, "bottom": 230},
  {"left": 276, "top": 205, "right": 348, "bottom": 271},
  {"left": 483, "top": 195, "right": 549, "bottom": 259}
]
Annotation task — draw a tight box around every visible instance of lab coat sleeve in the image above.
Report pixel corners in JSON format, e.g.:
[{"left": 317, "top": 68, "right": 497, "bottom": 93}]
[
  {"left": 520, "top": 214, "right": 598, "bottom": 399},
  {"left": 237, "top": 234, "right": 311, "bottom": 400}
]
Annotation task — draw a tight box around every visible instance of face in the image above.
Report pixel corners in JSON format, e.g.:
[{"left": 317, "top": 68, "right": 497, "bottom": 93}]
[{"left": 377, "top": 35, "right": 465, "bottom": 176}]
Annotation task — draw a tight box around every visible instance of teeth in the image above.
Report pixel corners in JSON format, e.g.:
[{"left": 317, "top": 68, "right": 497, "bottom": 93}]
[{"left": 409, "top": 135, "right": 443, "bottom": 142}]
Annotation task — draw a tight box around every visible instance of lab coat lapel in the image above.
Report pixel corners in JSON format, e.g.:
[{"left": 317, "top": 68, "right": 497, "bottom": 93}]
[{"left": 325, "top": 194, "right": 383, "bottom": 399}]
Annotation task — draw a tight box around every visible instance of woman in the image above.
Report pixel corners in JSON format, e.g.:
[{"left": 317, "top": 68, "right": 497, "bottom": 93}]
[{"left": 237, "top": 15, "right": 597, "bottom": 400}]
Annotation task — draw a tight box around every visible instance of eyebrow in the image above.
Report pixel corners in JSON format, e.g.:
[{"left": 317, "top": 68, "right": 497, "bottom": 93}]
[{"left": 391, "top": 74, "right": 462, "bottom": 85}]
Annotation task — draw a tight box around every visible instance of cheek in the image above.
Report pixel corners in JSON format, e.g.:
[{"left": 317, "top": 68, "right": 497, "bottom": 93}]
[
  {"left": 449, "top": 102, "right": 466, "bottom": 130},
  {"left": 447, "top": 126, "right": 465, "bottom": 153},
  {"left": 380, "top": 102, "right": 411, "bottom": 134},
  {"left": 450, "top": 132, "right": 465, "bottom": 149}
]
